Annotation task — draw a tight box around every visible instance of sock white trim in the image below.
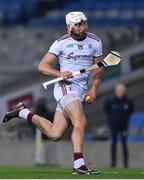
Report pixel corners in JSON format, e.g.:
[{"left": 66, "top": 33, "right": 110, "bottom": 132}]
[
  {"left": 19, "top": 108, "right": 31, "bottom": 120},
  {"left": 74, "top": 158, "right": 85, "bottom": 169}
]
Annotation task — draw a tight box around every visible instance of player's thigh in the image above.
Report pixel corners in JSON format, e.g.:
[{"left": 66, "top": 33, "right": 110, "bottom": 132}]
[
  {"left": 51, "top": 110, "right": 68, "bottom": 135},
  {"left": 64, "top": 100, "right": 87, "bottom": 126}
]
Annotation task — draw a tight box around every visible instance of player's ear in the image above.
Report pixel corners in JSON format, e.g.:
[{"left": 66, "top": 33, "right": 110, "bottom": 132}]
[{"left": 67, "top": 24, "right": 73, "bottom": 34}]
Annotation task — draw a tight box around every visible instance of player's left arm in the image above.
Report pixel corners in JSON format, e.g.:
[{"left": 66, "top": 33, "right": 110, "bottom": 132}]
[
  {"left": 85, "top": 37, "right": 103, "bottom": 103},
  {"left": 91, "top": 56, "right": 103, "bottom": 92},
  {"left": 85, "top": 56, "right": 103, "bottom": 103}
]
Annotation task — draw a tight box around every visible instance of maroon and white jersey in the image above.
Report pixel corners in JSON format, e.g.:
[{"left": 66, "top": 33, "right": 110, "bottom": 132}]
[{"left": 49, "top": 32, "right": 102, "bottom": 90}]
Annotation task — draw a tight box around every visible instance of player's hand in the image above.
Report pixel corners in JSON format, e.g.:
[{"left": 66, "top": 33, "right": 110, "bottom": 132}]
[
  {"left": 60, "top": 71, "right": 73, "bottom": 80},
  {"left": 85, "top": 89, "right": 96, "bottom": 104}
]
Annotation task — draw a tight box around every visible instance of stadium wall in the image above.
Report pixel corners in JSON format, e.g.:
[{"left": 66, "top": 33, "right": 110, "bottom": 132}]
[{"left": 0, "top": 140, "right": 144, "bottom": 168}]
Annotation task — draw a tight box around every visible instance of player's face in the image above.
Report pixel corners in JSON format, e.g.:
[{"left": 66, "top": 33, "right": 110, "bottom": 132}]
[{"left": 71, "top": 21, "right": 87, "bottom": 38}]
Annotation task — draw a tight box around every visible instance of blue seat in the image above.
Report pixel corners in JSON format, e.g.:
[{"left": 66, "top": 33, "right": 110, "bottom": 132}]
[
  {"left": 20, "top": 0, "right": 38, "bottom": 18},
  {"left": 129, "top": 113, "right": 144, "bottom": 127},
  {"left": 28, "top": 18, "right": 65, "bottom": 26},
  {"left": 64, "top": 2, "right": 83, "bottom": 11},
  {"left": 108, "top": 2, "right": 122, "bottom": 9},
  {"left": 128, "top": 112, "right": 144, "bottom": 142}
]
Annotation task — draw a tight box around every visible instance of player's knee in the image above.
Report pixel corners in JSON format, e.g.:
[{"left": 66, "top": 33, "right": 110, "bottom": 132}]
[
  {"left": 44, "top": 130, "right": 62, "bottom": 142},
  {"left": 82, "top": 119, "right": 87, "bottom": 128},
  {"left": 73, "top": 118, "right": 87, "bottom": 129}
]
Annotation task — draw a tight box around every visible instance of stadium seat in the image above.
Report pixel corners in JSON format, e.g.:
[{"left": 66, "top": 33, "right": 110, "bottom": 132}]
[
  {"left": 129, "top": 113, "right": 144, "bottom": 127},
  {"left": 6, "top": 3, "right": 22, "bottom": 23},
  {"left": 128, "top": 112, "right": 144, "bottom": 142}
]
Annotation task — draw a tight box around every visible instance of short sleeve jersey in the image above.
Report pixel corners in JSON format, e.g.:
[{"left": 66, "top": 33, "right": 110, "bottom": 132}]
[{"left": 48, "top": 32, "right": 102, "bottom": 90}]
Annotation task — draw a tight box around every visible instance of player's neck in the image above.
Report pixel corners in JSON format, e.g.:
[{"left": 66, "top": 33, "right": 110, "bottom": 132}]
[{"left": 70, "top": 33, "right": 87, "bottom": 41}]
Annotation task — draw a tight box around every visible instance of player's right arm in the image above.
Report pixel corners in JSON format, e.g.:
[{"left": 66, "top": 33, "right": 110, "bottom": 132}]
[
  {"left": 38, "top": 52, "right": 73, "bottom": 79},
  {"left": 38, "top": 40, "right": 73, "bottom": 79}
]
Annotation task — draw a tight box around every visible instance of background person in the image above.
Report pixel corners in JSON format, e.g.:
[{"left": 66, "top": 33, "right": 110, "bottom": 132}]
[{"left": 104, "top": 83, "right": 134, "bottom": 168}]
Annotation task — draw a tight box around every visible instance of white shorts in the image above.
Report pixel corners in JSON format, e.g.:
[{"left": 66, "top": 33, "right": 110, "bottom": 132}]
[
  {"left": 56, "top": 94, "right": 80, "bottom": 117},
  {"left": 54, "top": 81, "right": 86, "bottom": 115}
]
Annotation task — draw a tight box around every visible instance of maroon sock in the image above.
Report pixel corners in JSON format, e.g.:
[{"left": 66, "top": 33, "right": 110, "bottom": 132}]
[
  {"left": 27, "top": 112, "right": 34, "bottom": 122},
  {"left": 73, "top": 152, "right": 83, "bottom": 161}
]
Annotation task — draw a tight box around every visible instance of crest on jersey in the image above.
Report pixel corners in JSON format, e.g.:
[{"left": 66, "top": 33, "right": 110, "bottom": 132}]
[{"left": 78, "top": 44, "right": 83, "bottom": 50}]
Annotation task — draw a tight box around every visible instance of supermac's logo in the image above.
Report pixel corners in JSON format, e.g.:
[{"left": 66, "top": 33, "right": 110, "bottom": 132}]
[{"left": 67, "top": 53, "right": 92, "bottom": 60}]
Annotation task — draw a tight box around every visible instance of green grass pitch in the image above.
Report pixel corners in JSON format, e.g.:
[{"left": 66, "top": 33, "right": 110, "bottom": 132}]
[{"left": 0, "top": 166, "right": 144, "bottom": 179}]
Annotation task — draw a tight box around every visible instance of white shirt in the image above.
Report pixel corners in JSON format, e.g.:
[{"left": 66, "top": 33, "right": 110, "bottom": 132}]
[{"left": 48, "top": 32, "right": 102, "bottom": 90}]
